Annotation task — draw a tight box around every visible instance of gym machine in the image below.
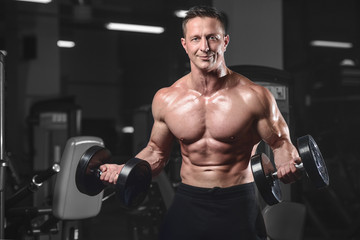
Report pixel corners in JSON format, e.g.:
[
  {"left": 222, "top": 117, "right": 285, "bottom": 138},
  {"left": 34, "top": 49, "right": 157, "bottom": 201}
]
[
  {"left": 0, "top": 50, "right": 86, "bottom": 238},
  {"left": 5, "top": 137, "right": 106, "bottom": 239},
  {"left": 27, "top": 97, "right": 81, "bottom": 208}
]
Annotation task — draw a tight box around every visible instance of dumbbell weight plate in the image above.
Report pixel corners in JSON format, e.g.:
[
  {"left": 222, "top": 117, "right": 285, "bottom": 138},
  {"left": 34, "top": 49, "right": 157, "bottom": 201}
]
[
  {"left": 116, "top": 158, "right": 152, "bottom": 208},
  {"left": 251, "top": 153, "right": 282, "bottom": 205},
  {"left": 76, "top": 145, "right": 111, "bottom": 196},
  {"left": 297, "top": 135, "right": 329, "bottom": 188}
]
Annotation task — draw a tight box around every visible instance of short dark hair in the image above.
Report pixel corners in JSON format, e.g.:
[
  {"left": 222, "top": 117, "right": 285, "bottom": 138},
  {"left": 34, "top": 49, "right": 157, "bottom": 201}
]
[{"left": 182, "top": 6, "right": 227, "bottom": 36}]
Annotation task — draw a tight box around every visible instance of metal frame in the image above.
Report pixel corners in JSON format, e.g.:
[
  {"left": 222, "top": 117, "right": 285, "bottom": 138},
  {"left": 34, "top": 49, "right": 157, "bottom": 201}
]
[{"left": 0, "top": 50, "right": 6, "bottom": 238}]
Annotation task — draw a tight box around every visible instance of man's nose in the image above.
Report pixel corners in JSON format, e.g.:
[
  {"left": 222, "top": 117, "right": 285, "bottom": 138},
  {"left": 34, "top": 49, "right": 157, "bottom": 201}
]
[{"left": 200, "top": 38, "right": 209, "bottom": 52}]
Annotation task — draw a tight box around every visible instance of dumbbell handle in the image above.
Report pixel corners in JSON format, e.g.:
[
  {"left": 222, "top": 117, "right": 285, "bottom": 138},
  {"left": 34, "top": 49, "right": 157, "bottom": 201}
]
[
  {"left": 271, "top": 162, "right": 304, "bottom": 179},
  {"left": 93, "top": 168, "right": 103, "bottom": 178}
]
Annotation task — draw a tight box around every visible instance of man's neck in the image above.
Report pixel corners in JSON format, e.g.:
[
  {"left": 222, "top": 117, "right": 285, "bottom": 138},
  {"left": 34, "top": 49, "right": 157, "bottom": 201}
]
[{"left": 189, "top": 65, "right": 230, "bottom": 96}]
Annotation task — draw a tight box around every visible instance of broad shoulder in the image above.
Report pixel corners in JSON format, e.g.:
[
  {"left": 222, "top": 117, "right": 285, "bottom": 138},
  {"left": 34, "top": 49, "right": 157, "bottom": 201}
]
[
  {"left": 153, "top": 75, "right": 189, "bottom": 103},
  {"left": 152, "top": 74, "right": 189, "bottom": 119},
  {"left": 231, "top": 71, "right": 269, "bottom": 93}
]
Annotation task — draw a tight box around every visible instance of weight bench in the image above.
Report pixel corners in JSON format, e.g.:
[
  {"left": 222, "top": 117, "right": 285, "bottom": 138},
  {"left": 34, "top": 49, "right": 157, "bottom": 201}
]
[{"left": 53, "top": 136, "right": 105, "bottom": 220}]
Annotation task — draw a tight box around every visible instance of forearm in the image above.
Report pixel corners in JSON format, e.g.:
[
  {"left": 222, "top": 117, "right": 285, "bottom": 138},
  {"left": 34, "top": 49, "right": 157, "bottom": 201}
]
[
  {"left": 257, "top": 120, "right": 302, "bottom": 184},
  {"left": 135, "top": 143, "right": 170, "bottom": 177},
  {"left": 270, "top": 136, "right": 300, "bottom": 168},
  {"left": 100, "top": 137, "right": 172, "bottom": 183},
  {"left": 258, "top": 111, "right": 299, "bottom": 167}
]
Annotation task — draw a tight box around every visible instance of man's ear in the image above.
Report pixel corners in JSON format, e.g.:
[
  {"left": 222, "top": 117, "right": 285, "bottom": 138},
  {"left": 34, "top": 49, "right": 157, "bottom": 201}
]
[
  {"left": 181, "top": 38, "right": 188, "bottom": 54},
  {"left": 224, "top": 35, "right": 230, "bottom": 52}
]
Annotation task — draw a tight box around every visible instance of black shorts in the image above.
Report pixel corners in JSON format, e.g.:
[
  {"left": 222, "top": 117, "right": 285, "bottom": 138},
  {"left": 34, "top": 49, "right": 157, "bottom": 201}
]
[{"left": 158, "top": 182, "right": 267, "bottom": 240}]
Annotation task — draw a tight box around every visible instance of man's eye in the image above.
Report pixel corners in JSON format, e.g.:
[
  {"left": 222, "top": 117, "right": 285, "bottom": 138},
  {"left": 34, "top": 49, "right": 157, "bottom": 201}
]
[{"left": 191, "top": 37, "right": 199, "bottom": 41}]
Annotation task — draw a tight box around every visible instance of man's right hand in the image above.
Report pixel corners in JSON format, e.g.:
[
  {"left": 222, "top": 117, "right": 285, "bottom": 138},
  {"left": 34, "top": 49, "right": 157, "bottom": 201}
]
[{"left": 99, "top": 164, "right": 124, "bottom": 184}]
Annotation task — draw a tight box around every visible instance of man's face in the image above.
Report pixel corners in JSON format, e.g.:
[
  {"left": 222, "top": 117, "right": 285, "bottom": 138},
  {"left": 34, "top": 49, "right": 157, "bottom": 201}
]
[{"left": 181, "top": 17, "right": 229, "bottom": 72}]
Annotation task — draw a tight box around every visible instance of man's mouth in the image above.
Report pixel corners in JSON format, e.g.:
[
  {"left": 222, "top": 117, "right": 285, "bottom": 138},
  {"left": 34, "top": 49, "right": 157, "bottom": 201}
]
[{"left": 198, "top": 55, "right": 213, "bottom": 60}]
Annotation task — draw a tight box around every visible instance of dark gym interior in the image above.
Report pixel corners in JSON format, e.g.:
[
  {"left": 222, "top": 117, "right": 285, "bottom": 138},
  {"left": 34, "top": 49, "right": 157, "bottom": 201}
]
[{"left": 1, "top": 0, "right": 360, "bottom": 239}]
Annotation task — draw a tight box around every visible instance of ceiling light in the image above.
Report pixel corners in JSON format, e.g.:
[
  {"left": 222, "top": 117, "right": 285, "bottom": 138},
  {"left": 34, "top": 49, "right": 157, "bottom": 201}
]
[
  {"left": 105, "top": 23, "right": 165, "bottom": 34},
  {"left": 16, "top": 0, "right": 52, "bottom": 3},
  {"left": 122, "top": 126, "right": 134, "bottom": 134},
  {"left": 340, "top": 59, "right": 355, "bottom": 66},
  {"left": 310, "top": 40, "right": 353, "bottom": 49},
  {"left": 174, "top": 10, "right": 188, "bottom": 18},
  {"left": 57, "top": 40, "right": 75, "bottom": 48}
]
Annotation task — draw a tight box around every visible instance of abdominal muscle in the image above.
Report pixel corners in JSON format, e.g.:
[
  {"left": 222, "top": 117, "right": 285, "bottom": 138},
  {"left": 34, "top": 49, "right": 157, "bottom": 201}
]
[{"left": 178, "top": 137, "right": 256, "bottom": 188}]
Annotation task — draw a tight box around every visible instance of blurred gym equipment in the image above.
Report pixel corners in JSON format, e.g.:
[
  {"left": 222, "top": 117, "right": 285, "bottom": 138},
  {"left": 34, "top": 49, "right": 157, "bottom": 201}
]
[{"left": 262, "top": 201, "right": 306, "bottom": 240}]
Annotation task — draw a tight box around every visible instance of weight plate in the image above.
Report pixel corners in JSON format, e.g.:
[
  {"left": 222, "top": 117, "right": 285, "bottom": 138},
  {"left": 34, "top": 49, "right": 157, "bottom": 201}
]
[
  {"left": 75, "top": 145, "right": 111, "bottom": 196},
  {"left": 116, "top": 158, "right": 152, "bottom": 208},
  {"left": 297, "top": 135, "right": 329, "bottom": 188},
  {"left": 251, "top": 154, "right": 282, "bottom": 205}
]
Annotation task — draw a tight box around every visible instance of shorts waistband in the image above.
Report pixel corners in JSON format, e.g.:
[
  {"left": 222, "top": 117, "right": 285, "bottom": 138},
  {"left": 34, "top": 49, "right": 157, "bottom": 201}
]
[{"left": 176, "top": 182, "right": 256, "bottom": 200}]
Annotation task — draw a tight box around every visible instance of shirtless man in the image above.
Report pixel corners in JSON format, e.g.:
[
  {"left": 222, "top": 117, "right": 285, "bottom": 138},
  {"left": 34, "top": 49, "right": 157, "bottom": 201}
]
[{"left": 100, "top": 6, "right": 302, "bottom": 240}]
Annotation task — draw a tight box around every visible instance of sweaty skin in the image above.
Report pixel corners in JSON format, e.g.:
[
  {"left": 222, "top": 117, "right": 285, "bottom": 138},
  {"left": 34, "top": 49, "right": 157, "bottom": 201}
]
[{"left": 100, "top": 16, "right": 302, "bottom": 187}]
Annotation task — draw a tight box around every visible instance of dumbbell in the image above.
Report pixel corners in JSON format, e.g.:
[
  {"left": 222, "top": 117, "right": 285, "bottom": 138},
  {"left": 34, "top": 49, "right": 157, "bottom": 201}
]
[
  {"left": 251, "top": 135, "right": 330, "bottom": 205},
  {"left": 75, "top": 145, "right": 152, "bottom": 208}
]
